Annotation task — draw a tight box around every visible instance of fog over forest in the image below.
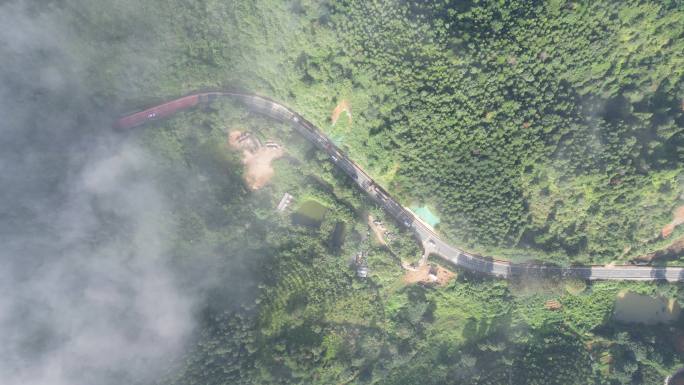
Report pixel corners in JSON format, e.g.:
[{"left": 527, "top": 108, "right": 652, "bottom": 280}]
[{"left": 0, "top": 3, "right": 212, "bottom": 384}]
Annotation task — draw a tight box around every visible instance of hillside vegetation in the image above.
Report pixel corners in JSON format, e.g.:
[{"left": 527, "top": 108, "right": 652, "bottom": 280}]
[
  {"left": 75, "top": 0, "right": 684, "bottom": 263},
  {"left": 52, "top": 0, "right": 684, "bottom": 384}
]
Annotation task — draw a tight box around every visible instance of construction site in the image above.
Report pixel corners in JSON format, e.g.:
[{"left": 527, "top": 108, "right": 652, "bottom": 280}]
[{"left": 228, "top": 130, "right": 284, "bottom": 190}]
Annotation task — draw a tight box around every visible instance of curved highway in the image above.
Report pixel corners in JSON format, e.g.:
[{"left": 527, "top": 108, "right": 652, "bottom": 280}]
[{"left": 116, "top": 91, "right": 684, "bottom": 282}]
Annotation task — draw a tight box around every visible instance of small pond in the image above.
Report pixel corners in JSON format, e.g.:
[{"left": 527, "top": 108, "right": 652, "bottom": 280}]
[
  {"left": 410, "top": 205, "right": 440, "bottom": 227},
  {"left": 329, "top": 221, "right": 346, "bottom": 252},
  {"left": 613, "top": 290, "right": 681, "bottom": 324},
  {"left": 292, "top": 200, "right": 328, "bottom": 228}
]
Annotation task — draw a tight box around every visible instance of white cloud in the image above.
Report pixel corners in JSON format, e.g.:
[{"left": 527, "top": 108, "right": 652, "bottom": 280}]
[{"left": 0, "top": 2, "right": 198, "bottom": 384}]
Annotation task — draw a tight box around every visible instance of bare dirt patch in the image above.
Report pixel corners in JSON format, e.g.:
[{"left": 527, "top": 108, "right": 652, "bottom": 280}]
[
  {"left": 331, "top": 100, "right": 352, "bottom": 126},
  {"left": 228, "top": 130, "right": 283, "bottom": 190},
  {"left": 544, "top": 299, "right": 562, "bottom": 311},
  {"left": 662, "top": 205, "right": 684, "bottom": 238},
  {"left": 632, "top": 205, "right": 684, "bottom": 262},
  {"left": 636, "top": 237, "right": 684, "bottom": 263},
  {"left": 402, "top": 263, "right": 455, "bottom": 286}
]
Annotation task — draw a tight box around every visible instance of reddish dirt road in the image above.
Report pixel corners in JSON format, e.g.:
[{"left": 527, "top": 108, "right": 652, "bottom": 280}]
[{"left": 331, "top": 100, "right": 352, "bottom": 126}]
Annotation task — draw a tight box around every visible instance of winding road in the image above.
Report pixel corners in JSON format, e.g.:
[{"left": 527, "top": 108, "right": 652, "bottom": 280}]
[{"left": 116, "top": 91, "right": 684, "bottom": 282}]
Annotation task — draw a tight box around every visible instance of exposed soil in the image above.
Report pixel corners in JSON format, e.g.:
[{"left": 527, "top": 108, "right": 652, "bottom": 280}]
[
  {"left": 228, "top": 130, "right": 283, "bottom": 190},
  {"left": 402, "top": 263, "right": 455, "bottom": 286},
  {"left": 664, "top": 223, "right": 677, "bottom": 238},
  {"left": 331, "top": 100, "right": 352, "bottom": 126},
  {"left": 633, "top": 205, "right": 684, "bottom": 262},
  {"left": 662, "top": 205, "right": 684, "bottom": 238},
  {"left": 669, "top": 206, "right": 684, "bottom": 234},
  {"left": 665, "top": 238, "right": 684, "bottom": 255},
  {"left": 544, "top": 299, "right": 562, "bottom": 311},
  {"left": 637, "top": 237, "right": 684, "bottom": 263}
]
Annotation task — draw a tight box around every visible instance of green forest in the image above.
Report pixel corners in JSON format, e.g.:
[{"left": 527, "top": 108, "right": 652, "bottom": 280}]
[
  {"left": 83, "top": 0, "right": 684, "bottom": 265},
  {"left": 134, "top": 95, "right": 684, "bottom": 385},
  {"left": 43, "top": 0, "right": 684, "bottom": 384}
]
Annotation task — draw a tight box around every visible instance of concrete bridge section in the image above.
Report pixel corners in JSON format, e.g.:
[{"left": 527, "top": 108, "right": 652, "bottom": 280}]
[{"left": 116, "top": 91, "right": 684, "bottom": 282}]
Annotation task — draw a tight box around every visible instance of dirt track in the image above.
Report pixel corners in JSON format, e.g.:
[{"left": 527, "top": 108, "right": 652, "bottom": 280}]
[
  {"left": 368, "top": 215, "right": 387, "bottom": 245},
  {"left": 331, "top": 100, "right": 352, "bottom": 126}
]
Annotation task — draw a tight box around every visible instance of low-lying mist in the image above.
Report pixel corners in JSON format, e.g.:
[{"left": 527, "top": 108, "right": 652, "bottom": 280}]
[{"left": 0, "top": 1, "right": 250, "bottom": 384}]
